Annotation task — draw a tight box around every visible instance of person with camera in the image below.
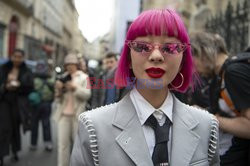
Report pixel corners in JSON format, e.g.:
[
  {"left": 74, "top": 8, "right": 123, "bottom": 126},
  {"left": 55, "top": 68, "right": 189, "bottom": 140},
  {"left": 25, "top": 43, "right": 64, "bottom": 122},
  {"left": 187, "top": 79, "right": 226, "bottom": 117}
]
[
  {"left": 53, "top": 53, "right": 91, "bottom": 166},
  {"left": 190, "top": 31, "right": 250, "bottom": 166}
]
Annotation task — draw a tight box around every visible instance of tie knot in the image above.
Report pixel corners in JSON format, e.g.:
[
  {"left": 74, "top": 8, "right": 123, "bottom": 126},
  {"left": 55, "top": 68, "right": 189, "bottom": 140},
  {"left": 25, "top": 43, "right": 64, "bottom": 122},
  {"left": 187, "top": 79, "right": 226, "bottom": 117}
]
[
  {"left": 145, "top": 114, "right": 158, "bottom": 129},
  {"left": 146, "top": 114, "right": 171, "bottom": 144}
]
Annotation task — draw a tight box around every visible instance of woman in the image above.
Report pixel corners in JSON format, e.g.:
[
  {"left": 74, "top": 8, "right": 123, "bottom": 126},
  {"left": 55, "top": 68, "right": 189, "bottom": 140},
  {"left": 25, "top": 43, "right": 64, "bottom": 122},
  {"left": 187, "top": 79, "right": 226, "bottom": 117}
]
[
  {"left": 53, "top": 53, "right": 91, "bottom": 166},
  {"left": 71, "top": 9, "right": 219, "bottom": 166},
  {"left": 0, "top": 49, "right": 33, "bottom": 165}
]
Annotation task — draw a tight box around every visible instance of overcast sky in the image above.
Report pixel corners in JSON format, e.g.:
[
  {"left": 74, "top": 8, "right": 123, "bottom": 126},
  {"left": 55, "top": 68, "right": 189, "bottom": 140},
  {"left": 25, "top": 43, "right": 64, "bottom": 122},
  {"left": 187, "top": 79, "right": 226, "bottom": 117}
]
[{"left": 74, "top": 0, "right": 114, "bottom": 43}]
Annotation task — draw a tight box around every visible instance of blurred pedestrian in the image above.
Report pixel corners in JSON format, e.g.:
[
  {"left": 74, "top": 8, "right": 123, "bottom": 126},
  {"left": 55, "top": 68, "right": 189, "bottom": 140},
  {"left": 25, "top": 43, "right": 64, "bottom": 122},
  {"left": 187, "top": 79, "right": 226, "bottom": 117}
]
[
  {"left": 0, "top": 49, "right": 33, "bottom": 164},
  {"left": 94, "top": 52, "right": 128, "bottom": 108},
  {"left": 99, "top": 52, "right": 118, "bottom": 105},
  {"left": 29, "top": 60, "right": 55, "bottom": 152},
  {"left": 53, "top": 53, "right": 91, "bottom": 166},
  {"left": 71, "top": 9, "right": 219, "bottom": 166},
  {"left": 190, "top": 31, "right": 250, "bottom": 166},
  {"left": 77, "top": 55, "right": 97, "bottom": 110},
  {"left": 181, "top": 31, "right": 220, "bottom": 109},
  {"left": 77, "top": 55, "right": 88, "bottom": 74}
]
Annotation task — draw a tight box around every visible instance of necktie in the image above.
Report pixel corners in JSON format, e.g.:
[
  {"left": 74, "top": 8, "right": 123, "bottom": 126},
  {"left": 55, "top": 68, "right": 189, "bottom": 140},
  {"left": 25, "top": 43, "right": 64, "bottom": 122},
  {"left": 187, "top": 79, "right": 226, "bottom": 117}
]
[{"left": 146, "top": 114, "right": 171, "bottom": 166}]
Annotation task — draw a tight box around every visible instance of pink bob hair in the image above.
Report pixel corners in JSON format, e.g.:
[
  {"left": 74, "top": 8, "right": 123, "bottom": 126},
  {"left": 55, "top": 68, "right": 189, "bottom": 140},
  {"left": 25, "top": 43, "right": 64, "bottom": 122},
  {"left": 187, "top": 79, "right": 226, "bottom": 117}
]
[{"left": 115, "top": 9, "right": 195, "bottom": 92}]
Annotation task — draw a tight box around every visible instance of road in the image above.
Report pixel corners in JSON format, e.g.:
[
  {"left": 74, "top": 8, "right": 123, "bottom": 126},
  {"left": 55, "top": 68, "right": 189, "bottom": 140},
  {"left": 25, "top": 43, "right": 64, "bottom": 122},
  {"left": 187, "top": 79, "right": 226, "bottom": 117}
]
[{"left": 4, "top": 121, "right": 57, "bottom": 166}]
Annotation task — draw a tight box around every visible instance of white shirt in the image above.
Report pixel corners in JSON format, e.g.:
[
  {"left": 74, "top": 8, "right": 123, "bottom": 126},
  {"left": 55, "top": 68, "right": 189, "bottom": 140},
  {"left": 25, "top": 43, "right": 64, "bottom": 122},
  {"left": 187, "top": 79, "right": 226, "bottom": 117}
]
[{"left": 130, "top": 88, "right": 173, "bottom": 161}]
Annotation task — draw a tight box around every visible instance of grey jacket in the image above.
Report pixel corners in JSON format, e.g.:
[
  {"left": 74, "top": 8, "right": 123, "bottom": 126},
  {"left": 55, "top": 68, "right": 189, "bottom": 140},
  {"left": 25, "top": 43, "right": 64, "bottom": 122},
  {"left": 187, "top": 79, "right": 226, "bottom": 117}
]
[{"left": 71, "top": 92, "right": 220, "bottom": 166}]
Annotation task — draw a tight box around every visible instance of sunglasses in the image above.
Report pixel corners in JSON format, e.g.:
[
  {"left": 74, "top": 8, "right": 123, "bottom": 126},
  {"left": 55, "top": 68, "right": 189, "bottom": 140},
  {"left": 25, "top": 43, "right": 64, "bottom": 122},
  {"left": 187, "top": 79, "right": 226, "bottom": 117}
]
[{"left": 126, "top": 40, "right": 189, "bottom": 56}]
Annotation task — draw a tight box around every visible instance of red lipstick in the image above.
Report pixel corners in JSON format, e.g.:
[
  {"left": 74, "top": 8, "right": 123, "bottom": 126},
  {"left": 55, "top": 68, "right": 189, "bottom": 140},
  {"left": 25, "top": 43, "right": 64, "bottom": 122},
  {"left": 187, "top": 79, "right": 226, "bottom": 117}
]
[{"left": 145, "top": 67, "right": 165, "bottom": 78}]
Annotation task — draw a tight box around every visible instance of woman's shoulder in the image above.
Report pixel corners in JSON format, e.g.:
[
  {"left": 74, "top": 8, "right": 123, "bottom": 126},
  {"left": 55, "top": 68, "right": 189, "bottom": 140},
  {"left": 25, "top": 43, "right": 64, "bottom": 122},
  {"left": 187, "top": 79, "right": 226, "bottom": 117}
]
[
  {"left": 79, "top": 102, "right": 118, "bottom": 125},
  {"left": 180, "top": 103, "right": 218, "bottom": 136},
  {"left": 183, "top": 102, "right": 216, "bottom": 122},
  {"left": 76, "top": 70, "right": 88, "bottom": 77},
  {"left": 173, "top": 94, "right": 217, "bottom": 126},
  {"left": 75, "top": 70, "right": 89, "bottom": 81}
]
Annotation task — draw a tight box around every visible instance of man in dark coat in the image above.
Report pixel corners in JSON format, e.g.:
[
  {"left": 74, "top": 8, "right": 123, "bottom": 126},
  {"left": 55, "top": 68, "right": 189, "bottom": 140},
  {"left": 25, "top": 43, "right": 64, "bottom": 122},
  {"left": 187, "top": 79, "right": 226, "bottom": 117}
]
[{"left": 0, "top": 49, "right": 33, "bottom": 165}]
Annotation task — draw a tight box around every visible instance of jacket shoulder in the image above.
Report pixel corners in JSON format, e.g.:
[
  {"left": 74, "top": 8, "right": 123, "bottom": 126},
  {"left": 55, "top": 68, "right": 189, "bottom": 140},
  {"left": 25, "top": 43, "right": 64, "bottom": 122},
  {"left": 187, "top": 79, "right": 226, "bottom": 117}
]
[
  {"left": 78, "top": 70, "right": 88, "bottom": 78},
  {"left": 180, "top": 102, "right": 219, "bottom": 163},
  {"left": 79, "top": 103, "right": 118, "bottom": 124},
  {"left": 183, "top": 103, "right": 216, "bottom": 123}
]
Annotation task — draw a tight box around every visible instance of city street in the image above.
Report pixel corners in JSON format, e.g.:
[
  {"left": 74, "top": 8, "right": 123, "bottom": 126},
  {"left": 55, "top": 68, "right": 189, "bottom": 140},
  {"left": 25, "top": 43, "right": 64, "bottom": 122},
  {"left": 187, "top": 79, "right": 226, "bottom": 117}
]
[
  {"left": 0, "top": 0, "right": 249, "bottom": 165},
  {"left": 4, "top": 122, "right": 57, "bottom": 166}
]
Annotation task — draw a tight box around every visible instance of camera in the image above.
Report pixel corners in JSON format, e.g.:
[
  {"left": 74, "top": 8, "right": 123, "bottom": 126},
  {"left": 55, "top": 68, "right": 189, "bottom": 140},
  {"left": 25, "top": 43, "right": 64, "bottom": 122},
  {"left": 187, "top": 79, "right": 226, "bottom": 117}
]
[{"left": 58, "top": 74, "right": 72, "bottom": 83}]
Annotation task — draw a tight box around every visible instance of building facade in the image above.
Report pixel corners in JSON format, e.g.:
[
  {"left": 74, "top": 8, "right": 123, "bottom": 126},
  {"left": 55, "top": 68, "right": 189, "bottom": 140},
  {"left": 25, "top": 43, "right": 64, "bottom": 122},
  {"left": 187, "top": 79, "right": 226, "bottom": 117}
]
[
  {"left": 0, "top": 0, "right": 85, "bottom": 67},
  {"left": 140, "top": 0, "right": 250, "bottom": 51}
]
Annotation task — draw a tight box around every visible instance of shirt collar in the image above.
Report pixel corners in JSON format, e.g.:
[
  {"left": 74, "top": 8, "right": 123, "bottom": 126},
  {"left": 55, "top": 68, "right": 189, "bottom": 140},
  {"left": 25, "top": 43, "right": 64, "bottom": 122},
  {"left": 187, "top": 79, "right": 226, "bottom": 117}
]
[{"left": 130, "top": 88, "right": 173, "bottom": 126}]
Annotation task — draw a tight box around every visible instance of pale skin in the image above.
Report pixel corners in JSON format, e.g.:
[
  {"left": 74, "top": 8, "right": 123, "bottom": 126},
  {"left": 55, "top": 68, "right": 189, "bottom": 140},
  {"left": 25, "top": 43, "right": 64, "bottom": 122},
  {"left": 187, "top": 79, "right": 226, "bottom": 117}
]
[
  {"left": 105, "top": 57, "right": 117, "bottom": 71},
  {"left": 6, "top": 51, "right": 24, "bottom": 91},
  {"left": 130, "top": 36, "right": 183, "bottom": 109},
  {"left": 216, "top": 108, "right": 250, "bottom": 139}
]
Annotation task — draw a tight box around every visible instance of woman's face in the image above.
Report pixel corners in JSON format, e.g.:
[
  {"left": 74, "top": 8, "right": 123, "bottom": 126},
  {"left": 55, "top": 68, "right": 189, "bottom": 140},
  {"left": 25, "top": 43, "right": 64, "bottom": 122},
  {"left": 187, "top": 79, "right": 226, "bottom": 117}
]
[
  {"left": 193, "top": 56, "right": 211, "bottom": 77},
  {"left": 129, "top": 35, "right": 184, "bottom": 89},
  {"left": 66, "top": 63, "right": 78, "bottom": 74},
  {"left": 11, "top": 51, "right": 24, "bottom": 67}
]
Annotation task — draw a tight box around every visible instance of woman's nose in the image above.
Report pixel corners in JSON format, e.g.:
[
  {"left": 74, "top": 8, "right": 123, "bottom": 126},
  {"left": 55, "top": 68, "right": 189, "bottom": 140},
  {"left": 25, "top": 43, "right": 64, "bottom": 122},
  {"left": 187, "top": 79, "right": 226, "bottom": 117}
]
[{"left": 148, "top": 49, "right": 164, "bottom": 63}]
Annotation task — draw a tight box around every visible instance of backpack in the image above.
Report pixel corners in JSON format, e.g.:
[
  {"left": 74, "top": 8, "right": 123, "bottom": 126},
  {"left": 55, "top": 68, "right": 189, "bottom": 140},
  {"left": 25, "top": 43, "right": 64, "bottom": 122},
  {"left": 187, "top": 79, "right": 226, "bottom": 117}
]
[
  {"left": 209, "top": 52, "right": 250, "bottom": 117},
  {"left": 28, "top": 78, "right": 53, "bottom": 106},
  {"left": 28, "top": 91, "right": 41, "bottom": 106}
]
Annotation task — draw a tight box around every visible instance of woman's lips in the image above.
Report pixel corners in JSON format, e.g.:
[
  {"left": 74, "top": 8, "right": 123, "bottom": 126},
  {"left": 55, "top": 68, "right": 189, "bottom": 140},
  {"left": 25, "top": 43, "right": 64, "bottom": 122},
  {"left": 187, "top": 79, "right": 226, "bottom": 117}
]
[{"left": 145, "top": 67, "right": 165, "bottom": 78}]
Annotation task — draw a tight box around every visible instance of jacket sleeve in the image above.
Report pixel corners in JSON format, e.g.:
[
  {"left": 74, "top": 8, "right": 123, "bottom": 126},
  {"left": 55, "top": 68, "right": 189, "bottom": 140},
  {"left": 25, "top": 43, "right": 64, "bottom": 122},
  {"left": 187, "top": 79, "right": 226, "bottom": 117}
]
[
  {"left": 70, "top": 113, "right": 95, "bottom": 166},
  {"left": 209, "top": 116, "right": 220, "bottom": 166},
  {"left": 18, "top": 69, "right": 34, "bottom": 95},
  {"left": 73, "top": 74, "right": 91, "bottom": 101}
]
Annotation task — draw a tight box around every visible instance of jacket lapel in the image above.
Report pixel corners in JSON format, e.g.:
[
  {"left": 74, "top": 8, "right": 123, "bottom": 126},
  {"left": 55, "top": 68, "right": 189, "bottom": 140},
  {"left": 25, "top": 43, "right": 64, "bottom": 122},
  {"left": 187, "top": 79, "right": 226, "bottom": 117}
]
[
  {"left": 113, "top": 94, "right": 153, "bottom": 166},
  {"left": 170, "top": 96, "right": 200, "bottom": 166}
]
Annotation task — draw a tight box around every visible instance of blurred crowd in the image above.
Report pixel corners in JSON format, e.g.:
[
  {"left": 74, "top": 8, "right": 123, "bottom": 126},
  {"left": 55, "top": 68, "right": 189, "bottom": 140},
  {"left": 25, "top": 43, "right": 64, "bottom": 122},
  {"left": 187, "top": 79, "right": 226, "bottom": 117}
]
[
  {"left": 0, "top": 31, "right": 249, "bottom": 166},
  {"left": 0, "top": 48, "right": 128, "bottom": 166}
]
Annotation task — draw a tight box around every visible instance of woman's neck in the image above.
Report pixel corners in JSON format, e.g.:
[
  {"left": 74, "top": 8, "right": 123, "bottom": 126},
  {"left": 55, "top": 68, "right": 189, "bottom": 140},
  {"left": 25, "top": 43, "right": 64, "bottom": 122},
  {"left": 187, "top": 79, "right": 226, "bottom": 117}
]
[
  {"left": 136, "top": 86, "right": 168, "bottom": 109},
  {"left": 12, "top": 66, "right": 19, "bottom": 71},
  {"left": 69, "top": 69, "right": 78, "bottom": 75}
]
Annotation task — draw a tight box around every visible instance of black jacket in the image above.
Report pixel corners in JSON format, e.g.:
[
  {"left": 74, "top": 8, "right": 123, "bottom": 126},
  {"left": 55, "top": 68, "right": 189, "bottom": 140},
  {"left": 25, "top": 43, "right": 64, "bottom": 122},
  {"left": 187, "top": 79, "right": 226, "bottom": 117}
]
[
  {"left": 0, "top": 60, "right": 34, "bottom": 157},
  {"left": 0, "top": 61, "right": 34, "bottom": 97}
]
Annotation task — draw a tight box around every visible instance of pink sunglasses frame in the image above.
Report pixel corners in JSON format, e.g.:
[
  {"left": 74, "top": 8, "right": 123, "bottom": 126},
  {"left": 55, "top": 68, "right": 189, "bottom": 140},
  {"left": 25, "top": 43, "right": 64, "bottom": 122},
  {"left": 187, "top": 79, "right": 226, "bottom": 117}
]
[{"left": 126, "top": 40, "right": 190, "bottom": 56}]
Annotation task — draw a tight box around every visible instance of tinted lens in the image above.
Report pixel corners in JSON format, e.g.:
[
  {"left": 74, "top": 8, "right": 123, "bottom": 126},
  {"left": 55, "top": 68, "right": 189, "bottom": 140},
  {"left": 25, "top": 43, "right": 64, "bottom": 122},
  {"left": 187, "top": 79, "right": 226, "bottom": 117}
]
[
  {"left": 129, "top": 41, "right": 151, "bottom": 53},
  {"left": 162, "top": 43, "right": 186, "bottom": 54}
]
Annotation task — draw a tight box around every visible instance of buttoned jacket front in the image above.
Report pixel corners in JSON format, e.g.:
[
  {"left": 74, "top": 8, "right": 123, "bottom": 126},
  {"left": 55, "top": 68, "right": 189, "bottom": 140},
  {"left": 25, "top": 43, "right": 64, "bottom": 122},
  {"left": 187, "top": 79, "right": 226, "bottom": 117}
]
[{"left": 71, "top": 92, "right": 220, "bottom": 166}]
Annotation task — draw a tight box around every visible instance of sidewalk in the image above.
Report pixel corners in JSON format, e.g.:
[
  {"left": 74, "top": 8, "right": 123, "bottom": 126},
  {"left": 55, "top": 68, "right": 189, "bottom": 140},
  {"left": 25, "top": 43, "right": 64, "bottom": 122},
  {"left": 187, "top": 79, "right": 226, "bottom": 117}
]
[{"left": 4, "top": 121, "right": 57, "bottom": 166}]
